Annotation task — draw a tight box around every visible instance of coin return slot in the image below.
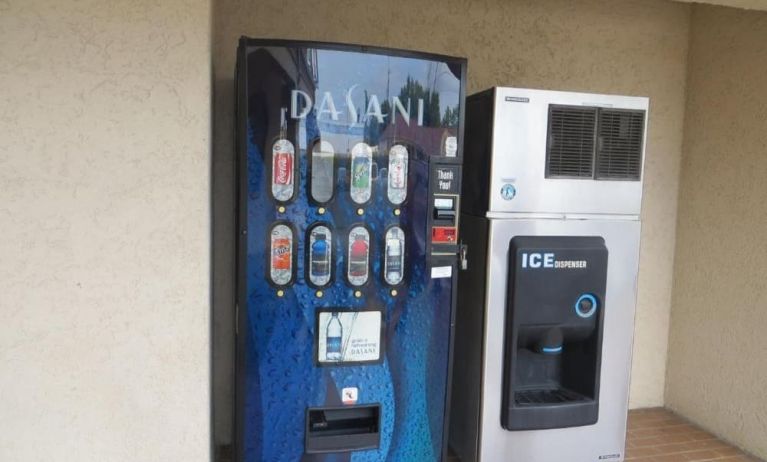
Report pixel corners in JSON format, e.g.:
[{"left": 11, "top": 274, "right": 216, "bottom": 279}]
[{"left": 305, "top": 405, "right": 380, "bottom": 454}]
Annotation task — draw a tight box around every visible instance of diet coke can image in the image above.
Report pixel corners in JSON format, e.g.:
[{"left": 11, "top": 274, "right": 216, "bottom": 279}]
[
  {"left": 269, "top": 223, "right": 293, "bottom": 286},
  {"left": 310, "top": 140, "right": 335, "bottom": 204},
  {"left": 271, "top": 139, "right": 295, "bottom": 202},
  {"left": 387, "top": 144, "right": 408, "bottom": 205}
]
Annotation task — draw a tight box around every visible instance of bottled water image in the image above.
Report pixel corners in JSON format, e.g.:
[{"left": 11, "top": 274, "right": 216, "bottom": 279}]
[
  {"left": 385, "top": 226, "right": 405, "bottom": 285},
  {"left": 326, "top": 312, "right": 343, "bottom": 361},
  {"left": 308, "top": 226, "right": 332, "bottom": 287}
]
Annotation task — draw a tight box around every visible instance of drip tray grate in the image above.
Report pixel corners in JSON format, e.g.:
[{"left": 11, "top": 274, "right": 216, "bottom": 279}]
[{"left": 515, "top": 388, "right": 590, "bottom": 406}]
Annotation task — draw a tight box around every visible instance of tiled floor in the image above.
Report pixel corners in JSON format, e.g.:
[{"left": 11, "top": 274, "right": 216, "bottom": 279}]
[
  {"left": 626, "top": 408, "right": 760, "bottom": 461},
  {"left": 449, "top": 408, "right": 761, "bottom": 461}
]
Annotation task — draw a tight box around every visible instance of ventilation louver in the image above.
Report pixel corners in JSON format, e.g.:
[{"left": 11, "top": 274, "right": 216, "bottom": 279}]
[
  {"left": 596, "top": 109, "right": 645, "bottom": 180},
  {"left": 545, "top": 105, "right": 645, "bottom": 181},
  {"left": 545, "top": 106, "right": 597, "bottom": 178}
]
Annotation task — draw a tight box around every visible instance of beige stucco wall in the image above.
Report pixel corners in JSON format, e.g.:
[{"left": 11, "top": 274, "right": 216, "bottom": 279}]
[
  {"left": 665, "top": 5, "right": 767, "bottom": 459},
  {"left": 212, "top": 1, "right": 692, "bottom": 446},
  {"left": 0, "top": 1, "right": 211, "bottom": 461}
]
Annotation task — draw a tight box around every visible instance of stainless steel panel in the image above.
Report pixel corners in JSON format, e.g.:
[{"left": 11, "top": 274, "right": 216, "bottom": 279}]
[
  {"left": 488, "top": 88, "right": 648, "bottom": 216},
  {"left": 479, "top": 217, "right": 640, "bottom": 462}
]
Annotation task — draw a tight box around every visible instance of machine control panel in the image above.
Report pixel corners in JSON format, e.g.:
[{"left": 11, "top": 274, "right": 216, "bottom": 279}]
[{"left": 429, "top": 162, "right": 462, "bottom": 253}]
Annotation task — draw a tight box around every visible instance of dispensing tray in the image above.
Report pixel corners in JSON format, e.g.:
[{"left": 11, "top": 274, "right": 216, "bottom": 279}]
[{"left": 515, "top": 387, "right": 591, "bottom": 406}]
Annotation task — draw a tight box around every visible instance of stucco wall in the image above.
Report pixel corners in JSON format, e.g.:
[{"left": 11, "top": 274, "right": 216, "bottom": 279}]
[
  {"left": 211, "top": 0, "right": 692, "bottom": 447},
  {"left": 0, "top": 1, "right": 211, "bottom": 461},
  {"left": 666, "top": 5, "right": 767, "bottom": 459}
]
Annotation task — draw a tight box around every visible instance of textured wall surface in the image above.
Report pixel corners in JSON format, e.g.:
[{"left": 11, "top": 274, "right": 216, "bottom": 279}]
[
  {"left": 211, "top": 0, "right": 691, "bottom": 447},
  {"left": 0, "top": 1, "right": 211, "bottom": 461},
  {"left": 666, "top": 5, "right": 767, "bottom": 459}
]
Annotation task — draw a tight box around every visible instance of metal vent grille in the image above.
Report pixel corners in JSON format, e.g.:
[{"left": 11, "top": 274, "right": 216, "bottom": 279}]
[
  {"left": 545, "top": 105, "right": 597, "bottom": 179},
  {"left": 596, "top": 109, "right": 645, "bottom": 180}
]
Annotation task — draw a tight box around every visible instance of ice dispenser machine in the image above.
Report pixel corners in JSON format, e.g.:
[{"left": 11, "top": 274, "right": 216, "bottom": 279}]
[{"left": 450, "top": 87, "right": 648, "bottom": 462}]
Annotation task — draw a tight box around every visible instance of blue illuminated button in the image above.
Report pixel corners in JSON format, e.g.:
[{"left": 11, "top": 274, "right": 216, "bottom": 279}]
[
  {"left": 501, "top": 183, "right": 516, "bottom": 201},
  {"left": 575, "top": 294, "right": 598, "bottom": 318}
]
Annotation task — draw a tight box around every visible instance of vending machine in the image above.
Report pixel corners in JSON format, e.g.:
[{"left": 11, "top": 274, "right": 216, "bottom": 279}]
[
  {"left": 235, "top": 38, "right": 466, "bottom": 462},
  {"left": 449, "top": 87, "right": 648, "bottom": 461}
]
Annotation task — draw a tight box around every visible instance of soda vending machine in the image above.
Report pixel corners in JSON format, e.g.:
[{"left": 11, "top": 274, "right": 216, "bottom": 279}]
[
  {"left": 450, "top": 87, "right": 648, "bottom": 461},
  {"left": 235, "top": 38, "right": 466, "bottom": 462}
]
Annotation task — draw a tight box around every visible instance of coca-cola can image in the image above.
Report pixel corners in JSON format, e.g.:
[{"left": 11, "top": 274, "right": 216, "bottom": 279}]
[
  {"left": 271, "top": 139, "right": 295, "bottom": 202},
  {"left": 274, "top": 153, "right": 292, "bottom": 185}
]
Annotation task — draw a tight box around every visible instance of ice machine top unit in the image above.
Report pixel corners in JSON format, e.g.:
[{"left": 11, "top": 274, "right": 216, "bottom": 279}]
[
  {"left": 235, "top": 38, "right": 466, "bottom": 462},
  {"left": 462, "top": 87, "right": 648, "bottom": 218}
]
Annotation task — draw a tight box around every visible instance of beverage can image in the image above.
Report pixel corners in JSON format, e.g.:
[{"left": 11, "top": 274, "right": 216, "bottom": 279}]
[
  {"left": 384, "top": 227, "right": 405, "bottom": 285},
  {"left": 347, "top": 226, "right": 370, "bottom": 286},
  {"left": 310, "top": 140, "right": 335, "bottom": 204},
  {"left": 269, "top": 223, "right": 293, "bottom": 285},
  {"left": 350, "top": 142, "right": 372, "bottom": 204},
  {"left": 387, "top": 145, "right": 408, "bottom": 205},
  {"left": 325, "top": 312, "right": 343, "bottom": 361},
  {"left": 308, "top": 225, "right": 332, "bottom": 287},
  {"left": 271, "top": 139, "right": 295, "bottom": 202}
]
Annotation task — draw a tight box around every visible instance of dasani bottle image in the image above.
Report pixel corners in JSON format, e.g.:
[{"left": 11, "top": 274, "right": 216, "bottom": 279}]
[{"left": 326, "top": 313, "right": 343, "bottom": 361}]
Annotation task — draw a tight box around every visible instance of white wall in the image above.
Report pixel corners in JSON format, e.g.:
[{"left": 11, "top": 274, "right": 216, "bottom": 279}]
[{"left": 0, "top": 1, "right": 211, "bottom": 461}]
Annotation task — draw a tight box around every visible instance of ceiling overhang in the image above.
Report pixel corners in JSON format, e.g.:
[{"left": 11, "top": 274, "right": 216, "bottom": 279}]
[{"left": 674, "top": 0, "right": 767, "bottom": 11}]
